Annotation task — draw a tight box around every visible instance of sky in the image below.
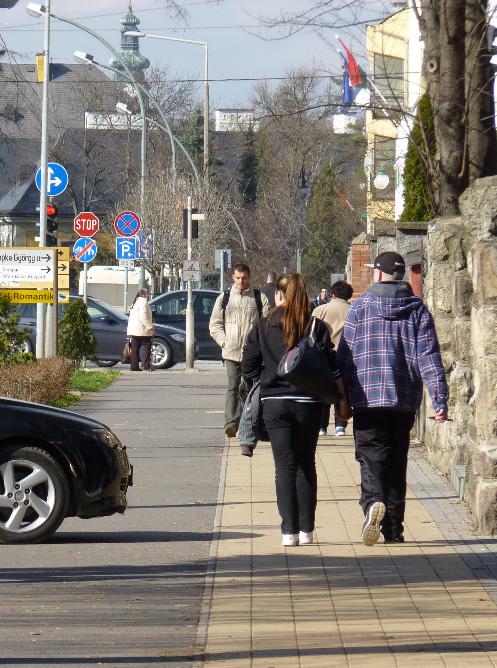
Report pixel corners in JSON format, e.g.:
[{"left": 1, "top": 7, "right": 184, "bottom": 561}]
[{"left": 0, "top": 0, "right": 379, "bottom": 108}]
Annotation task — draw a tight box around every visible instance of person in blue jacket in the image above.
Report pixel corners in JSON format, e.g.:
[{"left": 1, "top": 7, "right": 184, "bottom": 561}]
[{"left": 338, "top": 252, "right": 448, "bottom": 546}]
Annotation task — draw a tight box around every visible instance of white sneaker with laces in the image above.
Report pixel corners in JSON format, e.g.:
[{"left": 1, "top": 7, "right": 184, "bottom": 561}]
[
  {"left": 335, "top": 426, "right": 345, "bottom": 437},
  {"left": 299, "top": 531, "right": 313, "bottom": 545},
  {"left": 362, "top": 501, "right": 386, "bottom": 546},
  {"left": 282, "top": 533, "right": 299, "bottom": 547}
]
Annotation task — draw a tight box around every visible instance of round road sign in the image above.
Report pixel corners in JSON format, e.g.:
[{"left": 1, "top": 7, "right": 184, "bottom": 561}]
[
  {"left": 114, "top": 210, "right": 141, "bottom": 237},
  {"left": 73, "top": 237, "right": 98, "bottom": 263},
  {"left": 74, "top": 211, "right": 100, "bottom": 238}
]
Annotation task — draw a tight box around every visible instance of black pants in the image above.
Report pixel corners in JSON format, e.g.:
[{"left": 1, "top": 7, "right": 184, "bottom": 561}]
[
  {"left": 353, "top": 409, "right": 415, "bottom": 539},
  {"left": 320, "top": 404, "right": 348, "bottom": 430},
  {"left": 263, "top": 399, "right": 322, "bottom": 534},
  {"left": 130, "top": 336, "right": 152, "bottom": 371}
]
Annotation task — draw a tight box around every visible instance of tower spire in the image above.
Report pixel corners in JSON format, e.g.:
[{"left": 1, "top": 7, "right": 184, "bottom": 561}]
[{"left": 109, "top": 2, "right": 150, "bottom": 78}]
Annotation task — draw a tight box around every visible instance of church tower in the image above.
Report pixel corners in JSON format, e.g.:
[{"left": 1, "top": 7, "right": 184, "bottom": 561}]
[{"left": 109, "top": 2, "right": 150, "bottom": 79}]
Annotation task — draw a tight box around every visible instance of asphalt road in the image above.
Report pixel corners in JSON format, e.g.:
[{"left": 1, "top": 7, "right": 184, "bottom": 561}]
[{"left": 0, "top": 365, "right": 232, "bottom": 667}]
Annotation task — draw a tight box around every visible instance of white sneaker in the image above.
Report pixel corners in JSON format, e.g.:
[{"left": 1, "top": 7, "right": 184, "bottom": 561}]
[
  {"left": 319, "top": 428, "right": 327, "bottom": 436},
  {"left": 282, "top": 533, "right": 299, "bottom": 547},
  {"left": 299, "top": 531, "right": 313, "bottom": 545},
  {"left": 335, "top": 426, "right": 345, "bottom": 436},
  {"left": 361, "top": 501, "right": 386, "bottom": 546}
]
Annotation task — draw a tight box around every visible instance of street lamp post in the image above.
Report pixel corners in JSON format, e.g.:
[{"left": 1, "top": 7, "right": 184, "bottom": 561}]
[
  {"left": 26, "top": 1, "right": 51, "bottom": 357},
  {"left": 125, "top": 31, "right": 209, "bottom": 185}
]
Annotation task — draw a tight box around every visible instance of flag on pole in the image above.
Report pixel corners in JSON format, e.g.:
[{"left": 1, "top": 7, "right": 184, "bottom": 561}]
[
  {"left": 338, "top": 51, "right": 354, "bottom": 106},
  {"left": 336, "top": 37, "right": 364, "bottom": 87}
]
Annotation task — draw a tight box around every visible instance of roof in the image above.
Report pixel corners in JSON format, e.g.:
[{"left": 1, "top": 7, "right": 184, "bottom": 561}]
[{"left": 0, "top": 61, "right": 118, "bottom": 140}]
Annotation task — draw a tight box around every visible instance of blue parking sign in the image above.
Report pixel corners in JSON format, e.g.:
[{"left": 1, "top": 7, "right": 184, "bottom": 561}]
[{"left": 116, "top": 236, "right": 137, "bottom": 260}]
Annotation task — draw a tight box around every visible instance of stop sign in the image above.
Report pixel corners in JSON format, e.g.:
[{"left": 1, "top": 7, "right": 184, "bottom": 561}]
[{"left": 74, "top": 211, "right": 99, "bottom": 238}]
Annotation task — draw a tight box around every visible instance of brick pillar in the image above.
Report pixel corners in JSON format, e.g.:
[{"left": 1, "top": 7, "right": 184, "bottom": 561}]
[{"left": 350, "top": 242, "right": 372, "bottom": 297}]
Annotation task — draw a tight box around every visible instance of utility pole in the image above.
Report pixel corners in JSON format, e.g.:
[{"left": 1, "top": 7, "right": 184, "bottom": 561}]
[{"left": 185, "top": 196, "right": 195, "bottom": 369}]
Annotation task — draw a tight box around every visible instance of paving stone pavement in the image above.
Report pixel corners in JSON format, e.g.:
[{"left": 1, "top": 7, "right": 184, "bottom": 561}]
[{"left": 198, "top": 432, "right": 497, "bottom": 667}]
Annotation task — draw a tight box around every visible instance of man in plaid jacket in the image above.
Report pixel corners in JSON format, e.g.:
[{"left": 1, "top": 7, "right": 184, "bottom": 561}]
[{"left": 338, "top": 252, "right": 448, "bottom": 546}]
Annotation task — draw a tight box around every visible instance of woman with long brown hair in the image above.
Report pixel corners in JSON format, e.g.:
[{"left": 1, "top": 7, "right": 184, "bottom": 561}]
[{"left": 242, "top": 274, "right": 349, "bottom": 546}]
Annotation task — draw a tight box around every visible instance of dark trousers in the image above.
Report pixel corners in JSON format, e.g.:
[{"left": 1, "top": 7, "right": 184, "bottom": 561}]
[
  {"left": 130, "top": 336, "right": 152, "bottom": 371},
  {"left": 320, "top": 404, "right": 348, "bottom": 431},
  {"left": 353, "top": 409, "right": 415, "bottom": 539},
  {"left": 224, "top": 360, "right": 242, "bottom": 429},
  {"left": 263, "top": 400, "right": 322, "bottom": 534}
]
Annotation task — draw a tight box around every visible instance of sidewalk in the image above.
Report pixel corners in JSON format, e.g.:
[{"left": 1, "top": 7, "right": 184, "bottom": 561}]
[{"left": 197, "top": 431, "right": 497, "bottom": 667}]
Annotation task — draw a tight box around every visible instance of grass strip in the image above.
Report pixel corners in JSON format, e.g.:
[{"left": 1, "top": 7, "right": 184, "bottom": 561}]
[{"left": 51, "top": 370, "right": 120, "bottom": 408}]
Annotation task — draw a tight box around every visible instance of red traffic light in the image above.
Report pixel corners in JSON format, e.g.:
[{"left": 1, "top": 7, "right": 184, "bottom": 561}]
[{"left": 46, "top": 203, "right": 58, "bottom": 217}]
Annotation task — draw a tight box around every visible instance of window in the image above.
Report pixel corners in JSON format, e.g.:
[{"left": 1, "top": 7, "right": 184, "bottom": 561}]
[
  {"left": 196, "top": 294, "right": 217, "bottom": 316},
  {"left": 86, "top": 304, "right": 106, "bottom": 321},
  {"left": 373, "top": 136, "right": 396, "bottom": 200},
  {"left": 372, "top": 54, "right": 404, "bottom": 119},
  {"left": 154, "top": 294, "right": 188, "bottom": 317}
]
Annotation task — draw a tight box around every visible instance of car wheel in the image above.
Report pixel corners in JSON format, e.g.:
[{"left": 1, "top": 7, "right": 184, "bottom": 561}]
[
  {"left": 152, "top": 337, "right": 173, "bottom": 369},
  {"left": 0, "top": 446, "right": 70, "bottom": 544},
  {"left": 96, "top": 360, "right": 118, "bottom": 367}
]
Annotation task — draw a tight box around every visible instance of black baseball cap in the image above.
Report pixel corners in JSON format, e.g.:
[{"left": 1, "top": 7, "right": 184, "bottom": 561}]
[{"left": 366, "top": 251, "right": 406, "bottom": 276}]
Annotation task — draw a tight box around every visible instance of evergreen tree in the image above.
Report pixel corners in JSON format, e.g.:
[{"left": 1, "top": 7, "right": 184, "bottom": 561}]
[
  {"left": 400, "top": 93, "right": 437, "bottom": 222},
  {"left": 237, "top": 126, "right": 258, "bottom": 207},
  {"left": 181, "top": 104, "right": 204, "bottom": 173},
  {"left": 58, "top": 299, "right": 96, "bottom": 368},
  {"left": 303, "top": 164, "right": 343, "bottom": 291},
  {"left": 0, "top": 294, "right": 29, "bottom": 364}
]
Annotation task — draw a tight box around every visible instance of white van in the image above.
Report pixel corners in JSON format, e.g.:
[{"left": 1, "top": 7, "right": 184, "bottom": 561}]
[{"left": 78, "top": 265, "right": 152, "bottom": 311}]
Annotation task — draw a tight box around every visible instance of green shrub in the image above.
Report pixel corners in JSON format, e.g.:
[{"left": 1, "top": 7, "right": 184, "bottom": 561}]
[
  {"left": 58, "top": 298, "right": 96, "bottom": 368},
  {"left": 0, "top": 294, "right": 29, "bottom": 364}
]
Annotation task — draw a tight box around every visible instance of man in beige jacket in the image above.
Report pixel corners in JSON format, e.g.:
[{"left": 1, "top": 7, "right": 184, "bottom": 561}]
[
  {"left": 313, "top": 280, "right": 353, "bottom": 436},
  {"left": 209, "top": 263, "right": 270, "bottom": 437}
]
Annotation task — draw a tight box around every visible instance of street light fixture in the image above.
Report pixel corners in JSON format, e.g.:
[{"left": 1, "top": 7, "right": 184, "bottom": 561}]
[{"left": 125, "top": 30, "right": 209, "bottom": 185}]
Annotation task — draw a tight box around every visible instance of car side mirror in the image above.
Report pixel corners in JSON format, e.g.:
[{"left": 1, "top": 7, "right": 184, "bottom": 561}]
[{"left": 150, "top": 304, "right": 157, "bottom": 314}]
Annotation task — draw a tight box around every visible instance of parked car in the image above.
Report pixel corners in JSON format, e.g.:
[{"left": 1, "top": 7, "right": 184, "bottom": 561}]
[
  {"left": 17, "top": 296, "right": 192, "bottom": 369},
  {"left": 0, "top": 396, "right": 133, "bottom": 544},
  {"left": 149, "top": 289, "right": 220, "bottom": 360}
]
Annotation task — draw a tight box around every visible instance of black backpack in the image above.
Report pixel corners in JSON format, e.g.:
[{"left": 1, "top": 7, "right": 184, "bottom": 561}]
[{"left": 221, "top": 288, "right": 263, "bottom": 323}]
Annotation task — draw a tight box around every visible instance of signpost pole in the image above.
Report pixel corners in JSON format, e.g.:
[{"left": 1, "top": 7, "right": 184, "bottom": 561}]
[
  {"left": 36, "top": 0, "right": 51, "bottom": 359},
  {"left": 185, "top": 196, "right": 195, "bottom": 370},
  {"left": 220, "top": 253, "right": 224, "bottom": 293},
  {"left": 83, "top": 263, "right": 88, "bottom": 304},
  {"left": 124, "top": 267, "right": 129, "bottom": 312},
  {"left": 52, "top": 252, "right": 58, "bottom": 356}
]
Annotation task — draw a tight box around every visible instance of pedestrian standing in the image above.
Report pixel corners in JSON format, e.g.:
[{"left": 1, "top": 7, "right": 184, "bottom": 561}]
[
  {"left": 310, "top": 287, "right": 330, "bottom": 311},
  {"left": 127, "top": 288, "right": 154, "bottom": 371},
  {"left": 261, "top": 271, "right": 277, "bottom": 308},
  {"left": 209, "top": 263, "right": 269, "bottom": 437},
  {"left": 338, "top": 252, "right": 448, "bottom": 546},
  {"left": 242, "top": 274, "right": 350, "bottom": 547},
  {"left": 313, "top": 280, "right": 353, "bottom": 436}
]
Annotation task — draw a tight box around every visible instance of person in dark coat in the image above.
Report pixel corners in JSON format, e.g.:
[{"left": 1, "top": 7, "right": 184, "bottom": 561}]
[
  {"left": 260, "top": 271, "right": 277, "bottom": 308},
  {"left": 242, "top": 273, "right": 350, "bottom": 547}
]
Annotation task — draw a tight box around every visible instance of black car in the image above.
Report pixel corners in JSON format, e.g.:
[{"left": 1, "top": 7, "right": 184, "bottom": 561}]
[
  {"left": 17, "top": 296, "right": 190, "bottom": 369},
  {"left": 149, "top": 289, "right": 220, "bottom": 360},
  {"left": 0, "top": 397, "right": 132, "bottom": 544}
]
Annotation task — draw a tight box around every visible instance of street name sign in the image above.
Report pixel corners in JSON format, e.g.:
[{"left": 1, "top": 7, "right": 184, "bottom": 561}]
[
  {"left": 114, "top": 210, "right": 141, "bottom": 237},
  {"left": 35, "top": 162, "right": 69, "bottom": 197},
  {"left": 0, "top": 248, "right": 54, "bottom": 288},
  {"left": 0, "top": 289, "right": 69, "bottom": 304},
  {"left": 74, "top": 211, "right": 99, "bottom": 238},
  {"left": 73, "top": 237, "right": 97, "bottom": 263}
]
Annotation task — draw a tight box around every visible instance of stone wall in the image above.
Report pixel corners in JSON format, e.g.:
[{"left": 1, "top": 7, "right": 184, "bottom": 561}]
[{"left": 424, "top": 176, "right": 497, "bottom": 534}]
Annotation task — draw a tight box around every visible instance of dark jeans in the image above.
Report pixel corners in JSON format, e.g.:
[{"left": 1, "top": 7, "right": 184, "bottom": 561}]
[
  {"left": 263, "top": 399, "right": 322, "bottom": 534},
  {"left": 320, "top": 404, "right": 347, "bottom": 431},
  {"left": 353, "top": 409, "right": 415, "bottom": 539},
  {"left": 224, "top": 360, "right": 242, "bottom": 429},
  {"left": 130, "top": 336, "right": 152, "bottom": 371}
]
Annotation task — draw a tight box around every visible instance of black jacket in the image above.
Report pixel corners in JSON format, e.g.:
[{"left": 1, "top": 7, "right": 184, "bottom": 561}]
[{"left": 242, "top": 308, "right": 337, "bottom": 399}]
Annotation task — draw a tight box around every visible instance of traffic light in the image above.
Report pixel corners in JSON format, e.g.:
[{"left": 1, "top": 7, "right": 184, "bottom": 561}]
[
  {"left": 46, "top": 203, "right": 58, "bottom": 246},
  {"left": 182, "top": 207, "right": 199, "bottom": 239}
]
